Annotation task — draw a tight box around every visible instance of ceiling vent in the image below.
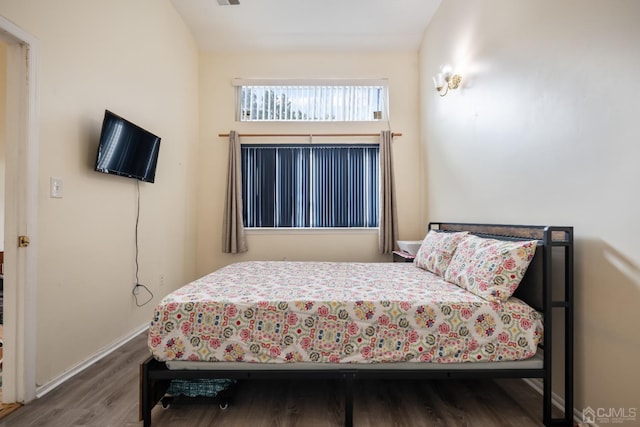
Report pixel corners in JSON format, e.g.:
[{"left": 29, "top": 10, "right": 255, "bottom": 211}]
[{"left": 217, "top": 0, "right": 240, "bottom": 5}]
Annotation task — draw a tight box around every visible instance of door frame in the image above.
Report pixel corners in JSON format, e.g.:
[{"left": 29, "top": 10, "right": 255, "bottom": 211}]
[{"left": 0, "top": 15, "right": 39, "bottom": 404}]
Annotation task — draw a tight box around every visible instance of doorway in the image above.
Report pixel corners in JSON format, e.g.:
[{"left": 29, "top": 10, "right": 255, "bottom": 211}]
[{"left": 0, "top": 15, "right": 39, "bottom": 405}]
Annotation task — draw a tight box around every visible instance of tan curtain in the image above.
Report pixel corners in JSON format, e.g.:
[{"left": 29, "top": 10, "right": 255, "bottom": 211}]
[
  {"left": 378, "top": 130, "right": 398, "bottom": 254},
  {"left": 222, "top": 131, "right": 247, "bottom": 253}
]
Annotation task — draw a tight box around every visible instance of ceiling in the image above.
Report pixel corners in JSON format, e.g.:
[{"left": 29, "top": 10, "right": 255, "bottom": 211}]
[{"left": 170, "top": 0, "right": 441, "bottom": 53}]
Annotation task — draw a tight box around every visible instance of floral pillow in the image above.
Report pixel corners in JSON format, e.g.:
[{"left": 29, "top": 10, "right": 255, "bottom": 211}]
[
  {"left": 414, "top": 230, "right": 469, "bottom": 276},
  {"left": 443, "top": 234, "right": 537, "bottom": 302}
]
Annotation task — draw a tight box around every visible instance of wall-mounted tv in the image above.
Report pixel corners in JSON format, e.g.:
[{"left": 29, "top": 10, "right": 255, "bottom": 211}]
[{"left": 95, "top": 110, "right": 161, "bottom": 183}]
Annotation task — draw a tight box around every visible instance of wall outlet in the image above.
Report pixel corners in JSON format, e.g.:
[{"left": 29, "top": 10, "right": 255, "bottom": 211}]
[{"left": 159, "top": 274, "right": 165, "bottom": 287}]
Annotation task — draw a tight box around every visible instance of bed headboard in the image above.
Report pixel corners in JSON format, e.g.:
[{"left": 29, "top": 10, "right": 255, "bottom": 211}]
[
  {"left": 427, "top": 222, "right": 573, "bottom": 313},
  {"left": 427, "top": 222, "right": 575, "bottom": 426}
]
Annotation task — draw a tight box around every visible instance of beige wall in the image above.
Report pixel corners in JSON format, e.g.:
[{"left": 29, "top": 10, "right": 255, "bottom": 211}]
[
  {"left": 197, "top": 52, "right": 422, "bottom": 276},
  {"left": 420, "top": 0, "right": 640, "bottom": 415},
  {"left": 3, "top": 0, "right": 636, "bottom": 413},
  {"left": 0, "top": 0, "right": 200, "bottom": 386}
]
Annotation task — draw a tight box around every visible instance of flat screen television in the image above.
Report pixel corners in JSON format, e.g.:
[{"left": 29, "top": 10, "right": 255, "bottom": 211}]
[{"left": 95, "top": 110, "right": 161, "bottom": 183}]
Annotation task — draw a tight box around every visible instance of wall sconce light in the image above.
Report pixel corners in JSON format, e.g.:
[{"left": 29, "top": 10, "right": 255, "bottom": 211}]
[{"left": 432, "top": 66, "right": 462, "bottom": 97}]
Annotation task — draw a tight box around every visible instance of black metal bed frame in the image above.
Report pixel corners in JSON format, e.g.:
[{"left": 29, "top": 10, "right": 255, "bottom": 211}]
[{"left": 140, "top": 222, "right": 574, "bottom": 426}]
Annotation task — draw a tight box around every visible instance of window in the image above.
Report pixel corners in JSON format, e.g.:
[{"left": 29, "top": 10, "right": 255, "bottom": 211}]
[
  {"left": 242, "top": 144, "right": 379, "bottom": 228},
  {"left": 234, "top": 79, "right": 388, "bottom": 122}
]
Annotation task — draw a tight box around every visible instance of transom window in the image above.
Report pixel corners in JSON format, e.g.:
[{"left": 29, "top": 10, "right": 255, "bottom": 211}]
[
  {"left": 234, "top": 79, "right": 388, "bottom": 122},
  {"left": 241, "top": 144, "right": 379, "bottom": 228}
]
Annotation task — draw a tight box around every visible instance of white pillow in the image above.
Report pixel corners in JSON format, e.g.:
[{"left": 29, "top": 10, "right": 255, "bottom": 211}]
[
  {"left": 414, "top": 230, "right": 468, "bottom": 277},
  {"left": 444, "top": 234, "right": 537, "bottom": 302}
]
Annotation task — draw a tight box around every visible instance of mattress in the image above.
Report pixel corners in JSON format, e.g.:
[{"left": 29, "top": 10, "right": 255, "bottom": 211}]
[
  {"left": 148, "top": 261, "right": 543, "bottom": 364},
  {"left": 165, "top": 352, "right": 544, "bottom": 371}
]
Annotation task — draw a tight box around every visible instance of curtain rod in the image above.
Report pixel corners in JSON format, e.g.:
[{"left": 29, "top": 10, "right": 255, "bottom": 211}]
[{"left": 218, "top": 132, "right": 402, "bottom": 138}]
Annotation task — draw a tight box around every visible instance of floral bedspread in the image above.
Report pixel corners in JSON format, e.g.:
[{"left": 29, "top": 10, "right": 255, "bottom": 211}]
[{"left": 148, "top": 261, "right": 543, "bottom": 364}]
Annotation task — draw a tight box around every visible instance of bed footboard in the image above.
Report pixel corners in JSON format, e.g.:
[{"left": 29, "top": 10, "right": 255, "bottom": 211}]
[
  {"left": 140, "top": 356, "right": 171, "bottom": 426},
  {"left": 139, "top": 359, "right": 550, "bottom": 426}
]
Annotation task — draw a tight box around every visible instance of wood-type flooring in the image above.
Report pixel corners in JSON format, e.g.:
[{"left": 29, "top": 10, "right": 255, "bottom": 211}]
[{"left": 2, "top": 332, "right": 561, "bottom": 426}]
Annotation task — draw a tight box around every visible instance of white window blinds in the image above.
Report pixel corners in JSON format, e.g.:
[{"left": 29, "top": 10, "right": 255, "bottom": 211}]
[{"left": 234, "top": 79, "right": 388, "bottom": 122}]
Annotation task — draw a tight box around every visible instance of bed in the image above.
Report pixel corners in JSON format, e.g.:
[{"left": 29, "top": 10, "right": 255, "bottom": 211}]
[{"left": 140, "top": 222, "right": 574, "bottom": 426}]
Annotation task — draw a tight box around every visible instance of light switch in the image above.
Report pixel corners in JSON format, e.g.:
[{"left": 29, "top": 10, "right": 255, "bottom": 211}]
[{"left": 50, "top": 177, "right": 63, "bottom": 198}]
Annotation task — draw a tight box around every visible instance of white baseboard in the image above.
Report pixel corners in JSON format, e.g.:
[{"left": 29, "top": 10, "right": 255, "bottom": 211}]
[
  {"left": 522, "top": 378, "right": 598, "bottom": 427},
  {"left": 35, "top": 323, "right": 149, "bottom": 398}
]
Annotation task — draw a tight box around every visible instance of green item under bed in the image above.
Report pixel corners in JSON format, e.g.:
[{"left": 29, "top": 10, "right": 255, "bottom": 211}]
[{"left": 166, "top": 378, "right": 235, "bottom": 398}]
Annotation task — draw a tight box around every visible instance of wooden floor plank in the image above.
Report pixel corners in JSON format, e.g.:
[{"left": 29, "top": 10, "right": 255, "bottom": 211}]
[{"left": 1, "top": 332, "right": 555, "bottom": 426}]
